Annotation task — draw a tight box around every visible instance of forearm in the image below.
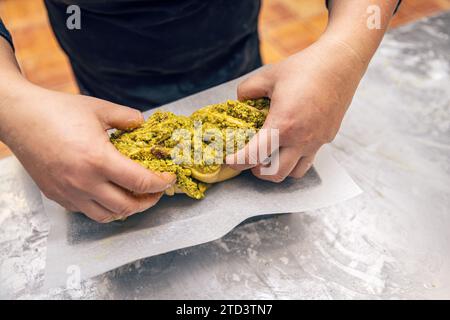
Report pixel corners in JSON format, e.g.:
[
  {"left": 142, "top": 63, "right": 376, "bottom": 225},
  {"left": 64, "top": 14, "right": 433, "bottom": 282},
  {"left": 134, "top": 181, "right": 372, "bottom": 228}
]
[
  {"left": 323, "top": 0, "right": 398, "bottom": 69},
  {"left": 0, "top": 35, "right": 25, "bottom": 91},
  {"left": 0, "top": 37, "right": 35, "bottom": 143}
]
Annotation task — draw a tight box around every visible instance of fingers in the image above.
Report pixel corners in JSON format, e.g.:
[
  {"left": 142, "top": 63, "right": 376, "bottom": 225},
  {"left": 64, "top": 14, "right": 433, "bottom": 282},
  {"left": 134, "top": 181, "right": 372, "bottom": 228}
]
[
  {"left": 225, "top": 125, "right": 279, "bottom": 171},
  {"left": 251, "top": 147, "right": 301, "bottom": 183},
  {"left": 237, "top": 71, "right": 273, "bottom": 101},
  {"left": 227, "top": 70, "right": 275, "bottom": 170},
  {"left": 41, "top": 190, "right": 79, "bottom": 212},
  {"left": 95, "top": 100, "right": 144, "bottom": 130},
  {"left": 60, "top": 201, "right": 78, "bottom": 213},
  {"left": 290, "top": 153, "right": 316, "bottom": 179},
  {"left": 102, "top": 144, "right": 176, "bottom": 194},
  {"left": 92, "top": 182, "right": 164, "bottom": 218},
  {"left": 76, "top": 199, "right": 119, "bottom": 223}
]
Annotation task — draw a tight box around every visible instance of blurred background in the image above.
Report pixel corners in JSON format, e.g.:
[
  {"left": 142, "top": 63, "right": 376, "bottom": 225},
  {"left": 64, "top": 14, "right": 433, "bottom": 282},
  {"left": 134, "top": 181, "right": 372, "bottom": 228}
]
[{"left": 0, "top": 0, "right": 449, "bottom": 159}]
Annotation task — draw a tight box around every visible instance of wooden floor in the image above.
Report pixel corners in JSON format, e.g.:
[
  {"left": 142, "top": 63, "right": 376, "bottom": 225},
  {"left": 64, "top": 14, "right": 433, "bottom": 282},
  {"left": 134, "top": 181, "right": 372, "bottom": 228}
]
[{"left": 0, "top": 0, "right": 449, "bottom": 159}]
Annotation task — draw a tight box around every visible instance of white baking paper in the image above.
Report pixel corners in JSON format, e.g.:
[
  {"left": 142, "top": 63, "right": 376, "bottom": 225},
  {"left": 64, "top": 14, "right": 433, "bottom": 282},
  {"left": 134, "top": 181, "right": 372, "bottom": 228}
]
[{"left": 43, "top": 73, "right": 362, "bottom": 289}]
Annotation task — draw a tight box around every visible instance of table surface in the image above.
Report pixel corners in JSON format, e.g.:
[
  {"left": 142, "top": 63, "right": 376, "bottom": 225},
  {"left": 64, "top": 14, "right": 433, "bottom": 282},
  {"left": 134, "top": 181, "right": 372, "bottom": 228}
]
[{"left": 1, "top": 12, "right": 449, "bottom": 299}]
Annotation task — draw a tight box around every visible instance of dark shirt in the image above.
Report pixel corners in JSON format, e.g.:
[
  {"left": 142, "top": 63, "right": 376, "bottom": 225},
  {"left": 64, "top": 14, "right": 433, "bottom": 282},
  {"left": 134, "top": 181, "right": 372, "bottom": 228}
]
[
  {"left": 45, "top": 0, "right": 262, "bottom": 110},
  {"left": 1, "top": 0, "right": 262, "bottom": 110},
  {"left": 0, "top": 18, "right": 13, "bottom": 49},
  {"left": 1, "top": 1, "right": 402, "bottom": 110}
]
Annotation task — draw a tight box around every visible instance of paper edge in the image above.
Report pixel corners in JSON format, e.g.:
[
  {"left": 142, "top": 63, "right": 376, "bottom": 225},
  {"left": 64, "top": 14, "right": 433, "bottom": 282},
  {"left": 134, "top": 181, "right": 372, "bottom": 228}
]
[{"left": 43, "top": 145, "right": 362, "bottom": 289}]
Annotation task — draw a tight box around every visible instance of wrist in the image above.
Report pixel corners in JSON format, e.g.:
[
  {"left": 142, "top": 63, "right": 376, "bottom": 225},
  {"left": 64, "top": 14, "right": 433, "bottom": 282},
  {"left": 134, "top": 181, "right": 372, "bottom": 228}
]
[
  {"left": 315, "top": 34, "right": 368, "bottom": 78},
  {"left": 321, "top": 1, "right": 395, "bottom": 71},
  {"left": 0, "top": 78, "right": 38, "bottom": 144}
]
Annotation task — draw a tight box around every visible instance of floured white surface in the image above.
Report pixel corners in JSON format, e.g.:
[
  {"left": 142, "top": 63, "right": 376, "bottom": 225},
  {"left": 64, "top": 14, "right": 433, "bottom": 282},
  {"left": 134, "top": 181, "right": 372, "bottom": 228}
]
[{"left": 42, "top": 78, "right": 362, "bottom": 287}]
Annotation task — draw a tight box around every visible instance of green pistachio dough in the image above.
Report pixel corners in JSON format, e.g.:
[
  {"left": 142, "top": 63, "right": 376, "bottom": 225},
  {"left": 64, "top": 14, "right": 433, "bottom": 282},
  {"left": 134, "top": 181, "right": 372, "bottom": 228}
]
[{"left": 111, "top": 98, "right": 270, "bottom": 199}]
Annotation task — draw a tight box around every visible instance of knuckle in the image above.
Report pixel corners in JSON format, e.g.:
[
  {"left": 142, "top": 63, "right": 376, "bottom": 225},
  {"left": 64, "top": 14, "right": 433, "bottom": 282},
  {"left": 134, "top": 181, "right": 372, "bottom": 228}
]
[
  {"left": 237, "top": 83, "right": 247, "bottom": 98},
  {"left": 271, "top": 174, "right": 287, "bottom": 183},
  {"left": 65, "top": 204, "right": 78, "bottom": 212},
  {"left": 290, "top": 171, "right": 306, "bottom": 179},
  {"left": 133, "top": 176, "right": 152, "bottom": 193},
  {"left": 118, "top": 202, "right": 139, "bottom": 217},
  {"left": 238, "top": 77, "right": 253, "bottom": 90},
  {"left": 252, "top": 166, "right": 286, "bottom": 183},
  {"left": 71, "top": 142, "right": 105, "bottom": 171},
  {"left": 42, "top": 189, "right": 58, "bottom": 201},
  {"left": 277, "top": 119, "right": 298, "bottom": 141},
  {"left": 42, "top": 184, "right": 67, "bottom": 202},
  {"left": 57, "top": 172, "right": 86, "bottom": 194},
  {"left": 300, "top": 131, "right": 315, "bottom": 144},
  {"left": 131, "top": 108, "right": 143, "bottom": 119},
  {"left": 251, "top": 166, "right": 261, "bottom": 176},
  {"left": 140, "top": 199, "right": 157, "bottom": 212},
  {"left": 83, "top": 149, "right": 105, "bottom": 170},
  {"left": 57, "top": 198, "right": 78, "bottom": 212},
  {"left": 264, "top": 173, "right": 287, "bottom": 183}
]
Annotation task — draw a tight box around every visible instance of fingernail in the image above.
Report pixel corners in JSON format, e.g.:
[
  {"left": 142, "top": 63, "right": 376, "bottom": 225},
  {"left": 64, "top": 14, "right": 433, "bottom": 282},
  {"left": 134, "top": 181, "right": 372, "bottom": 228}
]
[{"left": 110, "top": 214, "right": 123, "bottom": 222}]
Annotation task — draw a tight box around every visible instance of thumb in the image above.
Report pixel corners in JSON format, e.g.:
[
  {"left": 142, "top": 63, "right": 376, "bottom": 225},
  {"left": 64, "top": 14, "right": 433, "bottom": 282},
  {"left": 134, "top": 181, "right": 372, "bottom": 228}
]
[
  {"left": 96, "top": 100, "right": 144, "bottom": 130},
  {"left": 237, "top": 71, "right": 273, "bottom": 101},
  {"left": 225, "top": 120, "right": 278, "bottom": 171}
]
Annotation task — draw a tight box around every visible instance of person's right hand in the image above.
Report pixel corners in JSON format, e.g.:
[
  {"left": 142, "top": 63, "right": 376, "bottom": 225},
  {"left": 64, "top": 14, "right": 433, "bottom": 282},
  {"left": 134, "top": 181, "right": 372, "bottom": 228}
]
[{"left": 0, "top": 84, "right": 176, "bottom": 223}]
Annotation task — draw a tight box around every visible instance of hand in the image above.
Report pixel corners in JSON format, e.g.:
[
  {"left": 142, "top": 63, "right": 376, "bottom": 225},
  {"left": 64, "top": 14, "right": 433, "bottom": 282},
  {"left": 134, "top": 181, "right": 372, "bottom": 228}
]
[
  {"left": 0, "top": 85, "right": 175, "bottom": 222},
  {"left": 226, "top": 37, "right": 366, "bottom": 182}
]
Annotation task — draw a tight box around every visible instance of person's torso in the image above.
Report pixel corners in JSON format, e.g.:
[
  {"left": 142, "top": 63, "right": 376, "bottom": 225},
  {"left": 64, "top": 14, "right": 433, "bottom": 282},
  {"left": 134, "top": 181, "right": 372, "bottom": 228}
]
[{"left": 45, "top": 0, "right": 262, "bottom": 109}]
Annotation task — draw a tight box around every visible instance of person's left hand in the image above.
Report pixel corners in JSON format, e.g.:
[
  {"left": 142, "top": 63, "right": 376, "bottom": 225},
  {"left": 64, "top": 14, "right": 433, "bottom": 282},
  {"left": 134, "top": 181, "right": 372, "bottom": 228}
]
[{"left": 226, "top": 37, "right": 367, "bottom": 182}]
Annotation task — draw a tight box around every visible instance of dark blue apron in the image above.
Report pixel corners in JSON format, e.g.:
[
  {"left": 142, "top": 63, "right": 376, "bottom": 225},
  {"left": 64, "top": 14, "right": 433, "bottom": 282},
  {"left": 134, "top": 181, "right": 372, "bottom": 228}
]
[{"left": 44, "top": 0, "right": 262, "bottom": 110}]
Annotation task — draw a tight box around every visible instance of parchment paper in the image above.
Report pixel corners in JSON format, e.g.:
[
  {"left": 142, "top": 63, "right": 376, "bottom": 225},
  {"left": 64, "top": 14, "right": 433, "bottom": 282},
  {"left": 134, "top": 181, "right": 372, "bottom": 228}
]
[{"left": 43, "top": 73, "right": 362, "bottom": 289}]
